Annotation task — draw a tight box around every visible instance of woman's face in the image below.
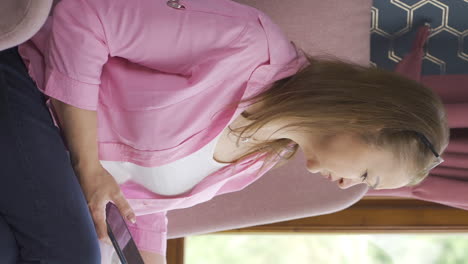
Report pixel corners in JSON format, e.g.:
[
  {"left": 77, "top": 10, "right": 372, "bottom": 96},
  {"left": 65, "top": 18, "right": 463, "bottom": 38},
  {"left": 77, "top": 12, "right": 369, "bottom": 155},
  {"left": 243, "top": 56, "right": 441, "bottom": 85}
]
[{"left": 292, "top": 132, "right": 412, "bottom": 190}]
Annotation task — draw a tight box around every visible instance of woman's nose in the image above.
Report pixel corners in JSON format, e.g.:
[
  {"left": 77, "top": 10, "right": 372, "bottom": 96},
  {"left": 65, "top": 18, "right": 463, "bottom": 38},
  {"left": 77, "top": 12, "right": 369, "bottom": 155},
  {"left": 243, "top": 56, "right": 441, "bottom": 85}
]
[
  {"left": 337, "top": 178, "right": 363, "bottom": 189},
  {"left": 305, "top": 159, "right": 321, "bottom": 174}
]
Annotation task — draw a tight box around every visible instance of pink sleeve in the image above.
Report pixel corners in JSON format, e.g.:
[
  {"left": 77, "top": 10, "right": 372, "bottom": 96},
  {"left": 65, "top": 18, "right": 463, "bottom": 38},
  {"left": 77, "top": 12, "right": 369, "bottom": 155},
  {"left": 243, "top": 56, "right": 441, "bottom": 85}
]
[
  {"left": 127, "top": 212, "right": 168, "bottom": 256},
  {"left": 43, "top": 0, "right": 109, "bottom": 110}
]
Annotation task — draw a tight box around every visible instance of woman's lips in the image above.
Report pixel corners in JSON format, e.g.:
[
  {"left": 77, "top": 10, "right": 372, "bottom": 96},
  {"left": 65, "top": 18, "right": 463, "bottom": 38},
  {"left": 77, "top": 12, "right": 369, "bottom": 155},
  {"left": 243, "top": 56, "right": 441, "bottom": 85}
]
[
  {"left": 321, "top": 171, "right": 332, "bottom": 180},
  {"left": 322, "top": 172, "right": 339, "bottom": 182}
]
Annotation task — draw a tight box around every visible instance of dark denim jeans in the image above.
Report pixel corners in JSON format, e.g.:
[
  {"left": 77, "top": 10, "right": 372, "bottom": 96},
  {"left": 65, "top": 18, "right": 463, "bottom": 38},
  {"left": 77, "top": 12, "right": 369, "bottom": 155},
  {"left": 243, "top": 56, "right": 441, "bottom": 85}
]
[{"left": 0, "top": 47, "right": 101, "bottom": 264}]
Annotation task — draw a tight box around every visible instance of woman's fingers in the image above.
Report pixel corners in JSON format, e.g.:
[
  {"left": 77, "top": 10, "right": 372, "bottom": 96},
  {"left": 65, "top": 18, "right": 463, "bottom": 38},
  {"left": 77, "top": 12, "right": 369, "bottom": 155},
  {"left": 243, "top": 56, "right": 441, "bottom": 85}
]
[
  {"left": 90, "top": 202, "right": 111, "bottom": 244},
  {"left": 113, "top": 192, "right": 136, "bottom": 224},
  {"left": 77, "top": 168, "right": 130, "bottom": 245}
]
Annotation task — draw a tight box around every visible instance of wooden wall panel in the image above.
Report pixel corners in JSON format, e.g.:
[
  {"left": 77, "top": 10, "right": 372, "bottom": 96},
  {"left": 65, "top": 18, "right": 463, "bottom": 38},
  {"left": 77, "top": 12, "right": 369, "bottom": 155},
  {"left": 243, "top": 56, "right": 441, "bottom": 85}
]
[{"left": 167, "top": 238, "right": 184, "bottom": 264}]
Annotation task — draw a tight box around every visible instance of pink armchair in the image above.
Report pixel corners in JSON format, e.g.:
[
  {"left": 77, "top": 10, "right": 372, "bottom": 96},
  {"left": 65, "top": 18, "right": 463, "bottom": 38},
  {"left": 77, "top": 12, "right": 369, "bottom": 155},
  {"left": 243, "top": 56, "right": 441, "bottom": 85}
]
[
  {"left": 167, "top": 0, "right": 372, "bottom": 237},
  {"left": 1, "top": 0, "right": 372, "bottom": 240},
  {"left": 0, "top": 0, "right": 53, "bottom": 51}
]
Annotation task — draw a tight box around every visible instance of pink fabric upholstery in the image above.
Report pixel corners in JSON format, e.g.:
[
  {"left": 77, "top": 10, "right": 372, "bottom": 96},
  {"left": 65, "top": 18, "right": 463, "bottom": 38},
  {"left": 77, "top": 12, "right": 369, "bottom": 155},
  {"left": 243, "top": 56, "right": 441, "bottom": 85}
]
[
  {"left": 0, "top": 0, "right": 53, "bottom": 51},
  {"left": 394, "top": 25, "right": 430, "bottom": 82},
  {"left": 168, "top": 149, "right": 368, "bottom": 238},
  {"left": 233, "top": 0, "right": 371, "bottom": 65},
  {"left": 366, "top": 25, "right": 468, "bottom": 210},
  {"left": 167, "top": 0, "right": 372, "bottom": 237}
]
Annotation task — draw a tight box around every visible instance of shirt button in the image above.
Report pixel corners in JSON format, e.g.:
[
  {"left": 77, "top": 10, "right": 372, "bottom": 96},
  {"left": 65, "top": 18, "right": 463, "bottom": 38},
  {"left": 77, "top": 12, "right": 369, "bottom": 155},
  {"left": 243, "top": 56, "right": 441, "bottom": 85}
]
[{"left": 167, "top": 0, "right": 185, "bottom": 9}]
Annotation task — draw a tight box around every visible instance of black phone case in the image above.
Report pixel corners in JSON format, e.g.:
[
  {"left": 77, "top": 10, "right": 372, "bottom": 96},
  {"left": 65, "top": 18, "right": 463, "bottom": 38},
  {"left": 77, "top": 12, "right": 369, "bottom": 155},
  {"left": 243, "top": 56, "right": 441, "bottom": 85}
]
[
  {"left": 107, "top": 222, "right": 128, "bottom": 264},
  {"left": 106, "top": 203, "right": 145, "bottom": 264}
]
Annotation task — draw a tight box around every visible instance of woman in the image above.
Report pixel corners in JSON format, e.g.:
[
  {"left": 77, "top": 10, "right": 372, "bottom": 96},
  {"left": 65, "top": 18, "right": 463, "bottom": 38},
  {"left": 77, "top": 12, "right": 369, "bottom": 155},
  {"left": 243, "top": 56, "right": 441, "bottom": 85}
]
[{"left": 0, "top": 0, "right": 449, "bottom": 263}]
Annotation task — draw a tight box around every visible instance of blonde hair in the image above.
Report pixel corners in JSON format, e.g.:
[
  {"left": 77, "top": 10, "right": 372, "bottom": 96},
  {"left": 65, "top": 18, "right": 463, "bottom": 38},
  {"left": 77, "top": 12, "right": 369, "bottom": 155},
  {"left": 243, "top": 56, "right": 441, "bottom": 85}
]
[{"left": 223, "top": 51, "right": 449, "bottom": 187}]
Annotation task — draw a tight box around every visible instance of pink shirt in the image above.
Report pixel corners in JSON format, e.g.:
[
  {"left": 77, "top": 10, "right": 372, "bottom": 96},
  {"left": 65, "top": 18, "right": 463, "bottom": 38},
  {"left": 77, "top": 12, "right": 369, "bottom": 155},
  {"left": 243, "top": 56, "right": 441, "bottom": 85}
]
[{"left": 18, "top": 0, "right": 306, "bottom": 255}]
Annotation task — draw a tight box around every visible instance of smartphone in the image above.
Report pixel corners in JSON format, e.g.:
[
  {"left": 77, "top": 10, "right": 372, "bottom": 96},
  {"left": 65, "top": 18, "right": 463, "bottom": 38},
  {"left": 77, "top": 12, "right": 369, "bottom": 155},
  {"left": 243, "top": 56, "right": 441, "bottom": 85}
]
[{"left": 105, "top": 202, "right": 145, "bottom": 264}]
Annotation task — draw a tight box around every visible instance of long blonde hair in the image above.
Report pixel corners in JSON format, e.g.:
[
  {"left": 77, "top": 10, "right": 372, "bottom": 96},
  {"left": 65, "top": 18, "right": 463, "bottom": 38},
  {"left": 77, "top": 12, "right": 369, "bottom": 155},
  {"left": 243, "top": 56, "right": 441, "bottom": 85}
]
[{"left": 223, "top": 51, "right": 450, "bottom": 186}]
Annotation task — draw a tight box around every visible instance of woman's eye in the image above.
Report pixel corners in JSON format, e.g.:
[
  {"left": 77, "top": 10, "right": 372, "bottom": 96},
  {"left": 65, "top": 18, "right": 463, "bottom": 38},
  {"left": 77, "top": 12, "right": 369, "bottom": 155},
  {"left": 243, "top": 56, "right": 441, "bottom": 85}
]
[{"left": 360, "top": 171, "right": 368, "bottom": 182}]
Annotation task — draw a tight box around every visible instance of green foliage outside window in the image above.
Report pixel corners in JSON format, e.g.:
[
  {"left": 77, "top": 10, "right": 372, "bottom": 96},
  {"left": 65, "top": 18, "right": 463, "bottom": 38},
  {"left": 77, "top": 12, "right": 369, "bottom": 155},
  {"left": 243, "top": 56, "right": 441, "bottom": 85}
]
[{"left": 186, "top": 234, "right": 468, "bottom": 264}]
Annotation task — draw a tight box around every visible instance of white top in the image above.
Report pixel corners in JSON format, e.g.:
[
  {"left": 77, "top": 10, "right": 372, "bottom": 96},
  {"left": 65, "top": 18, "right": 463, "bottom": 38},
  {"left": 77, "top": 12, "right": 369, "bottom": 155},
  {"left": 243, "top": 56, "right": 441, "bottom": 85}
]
[{"left": 100, "top": 133, "right": 230, "bottom": 196}]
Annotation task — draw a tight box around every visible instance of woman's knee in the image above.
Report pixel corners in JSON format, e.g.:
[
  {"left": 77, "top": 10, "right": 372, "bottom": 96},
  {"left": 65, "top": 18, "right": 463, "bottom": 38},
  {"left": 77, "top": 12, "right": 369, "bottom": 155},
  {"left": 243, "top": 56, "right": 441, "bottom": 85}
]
[
  {"left": 48, "top": 230, "right": 102, "bottom": 264},
  {"left": 71, "top": 235, "right": 102, "bottom": 264}
]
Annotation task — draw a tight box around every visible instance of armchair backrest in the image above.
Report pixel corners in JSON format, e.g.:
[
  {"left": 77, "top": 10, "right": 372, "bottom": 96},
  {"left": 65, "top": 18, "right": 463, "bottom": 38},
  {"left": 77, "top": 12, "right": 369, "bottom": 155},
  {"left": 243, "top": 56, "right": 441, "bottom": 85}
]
[
  {"left": 167, "top": 0, "right": 372, "bottom": 238},
  {"left": 0, "top": 0, "right": 53, "bottom": 51}
]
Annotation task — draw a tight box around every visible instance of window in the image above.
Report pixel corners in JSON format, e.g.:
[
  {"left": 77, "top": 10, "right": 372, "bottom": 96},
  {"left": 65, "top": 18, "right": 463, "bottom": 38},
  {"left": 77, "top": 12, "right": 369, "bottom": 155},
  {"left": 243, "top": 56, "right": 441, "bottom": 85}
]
[{"left": 186, "top": 234, "right": 468, "bottom": 264}]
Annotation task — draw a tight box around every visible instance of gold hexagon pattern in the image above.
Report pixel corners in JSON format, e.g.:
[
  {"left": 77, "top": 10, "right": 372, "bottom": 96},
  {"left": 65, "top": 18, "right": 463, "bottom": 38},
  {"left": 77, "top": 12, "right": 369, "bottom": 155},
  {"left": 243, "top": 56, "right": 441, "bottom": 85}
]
[{"left": 371, "top": 0, "right": 468, "bottom": 74}]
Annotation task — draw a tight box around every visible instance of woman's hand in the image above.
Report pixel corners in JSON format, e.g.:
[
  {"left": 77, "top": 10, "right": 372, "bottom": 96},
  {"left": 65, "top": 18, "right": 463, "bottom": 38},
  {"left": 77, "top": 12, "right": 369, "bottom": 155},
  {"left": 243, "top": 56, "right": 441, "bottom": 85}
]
[
  {"left": 75, "top": 164, "right": 136, "bottom": 244},
  {"left": 48, "top": 100, "right": 136, "bottom": 243}
]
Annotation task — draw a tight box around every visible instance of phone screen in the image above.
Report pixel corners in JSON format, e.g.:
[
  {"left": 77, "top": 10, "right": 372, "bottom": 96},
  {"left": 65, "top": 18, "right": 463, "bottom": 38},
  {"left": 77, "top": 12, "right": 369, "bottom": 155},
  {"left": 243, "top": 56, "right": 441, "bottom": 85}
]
[{"left": 106, "top": 202, "right": 145, "bottom": 264}]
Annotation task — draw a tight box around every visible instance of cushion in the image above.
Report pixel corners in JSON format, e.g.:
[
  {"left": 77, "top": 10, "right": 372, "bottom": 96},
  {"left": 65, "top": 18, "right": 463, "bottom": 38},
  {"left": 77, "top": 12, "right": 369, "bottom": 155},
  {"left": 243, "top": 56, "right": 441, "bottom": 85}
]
[
  {"left": 0, "top": 0, "right": 53, "bottom": 51},
  {"left": 233, "top": 0, "right": 371, "bottom": 65}
]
